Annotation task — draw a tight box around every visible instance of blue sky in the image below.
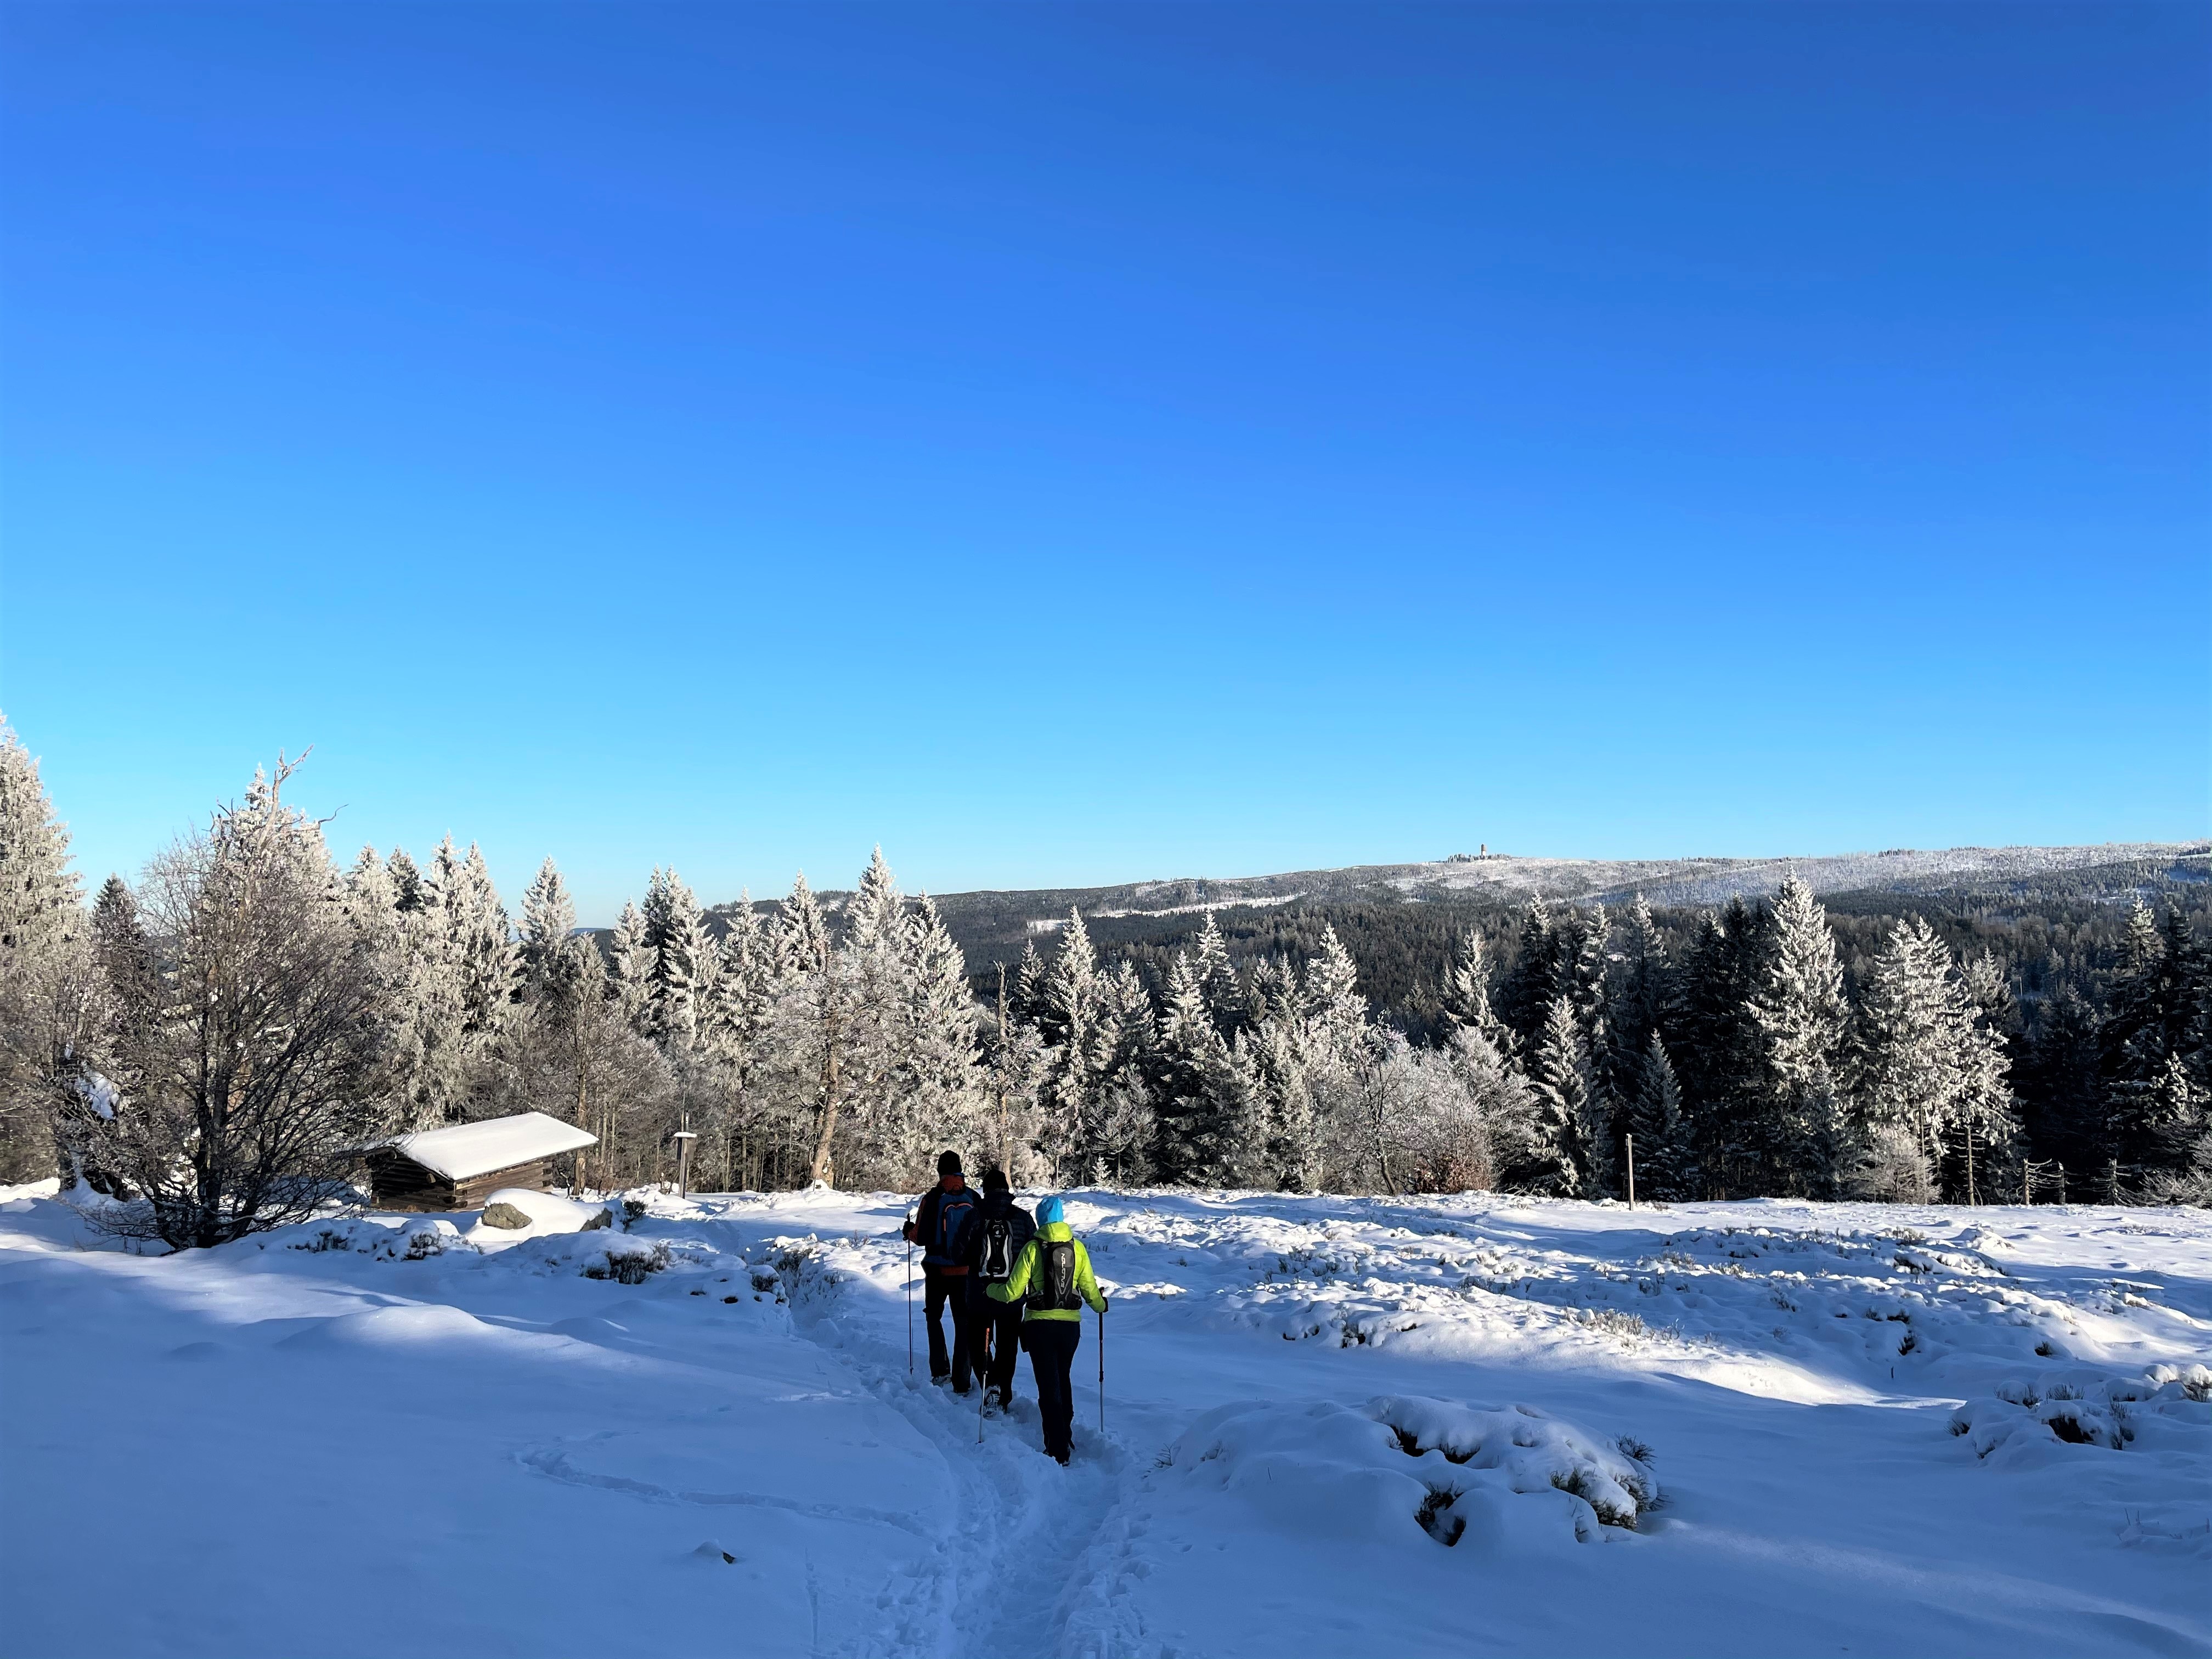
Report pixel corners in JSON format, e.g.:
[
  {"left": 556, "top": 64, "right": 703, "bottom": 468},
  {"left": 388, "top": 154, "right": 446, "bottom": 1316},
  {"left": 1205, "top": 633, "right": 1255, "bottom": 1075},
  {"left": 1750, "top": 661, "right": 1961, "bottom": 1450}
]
[{"left": 3, "top": 3, "right": 2205, "bottom": 923}]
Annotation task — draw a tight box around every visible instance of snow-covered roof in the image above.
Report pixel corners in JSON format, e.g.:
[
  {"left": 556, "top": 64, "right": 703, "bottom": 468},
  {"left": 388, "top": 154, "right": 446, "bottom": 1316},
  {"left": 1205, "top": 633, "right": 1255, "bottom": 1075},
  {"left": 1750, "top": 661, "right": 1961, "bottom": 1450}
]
[{"left": 385, "top": 1112, "right": 597, "bottom": 1182}]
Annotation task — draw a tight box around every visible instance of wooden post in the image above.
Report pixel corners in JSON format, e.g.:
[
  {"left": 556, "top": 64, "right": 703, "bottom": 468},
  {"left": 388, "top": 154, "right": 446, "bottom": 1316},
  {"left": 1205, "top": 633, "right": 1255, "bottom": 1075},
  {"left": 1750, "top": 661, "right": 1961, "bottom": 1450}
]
[
  {"left": 672, "top": 1130, "right": 699, "bottom": 1198},
  {"left": 1625, "top": 1133, "right": 1635, "bottom": 1210},
  {"left": 2022, "top": 1161, "right": 2030, "bottom": 1208},
  {"left": 2057, "top": 1160, "right": 2065, "bottom": 1204}
]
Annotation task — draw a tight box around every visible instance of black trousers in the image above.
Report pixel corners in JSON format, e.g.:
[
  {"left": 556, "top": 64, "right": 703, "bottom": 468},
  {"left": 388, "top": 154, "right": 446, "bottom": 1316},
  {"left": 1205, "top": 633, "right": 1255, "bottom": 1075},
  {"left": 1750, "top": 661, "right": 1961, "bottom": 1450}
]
[
  {"left": 968, "top": 1289, "right": 1024, "bottom": 1400},
  {"left": 1022, "top": 1318, "right": 1083, "bottom": 1459},
  {"left": 923, "top": 1267, "right": 973, "bottom": 1388}
]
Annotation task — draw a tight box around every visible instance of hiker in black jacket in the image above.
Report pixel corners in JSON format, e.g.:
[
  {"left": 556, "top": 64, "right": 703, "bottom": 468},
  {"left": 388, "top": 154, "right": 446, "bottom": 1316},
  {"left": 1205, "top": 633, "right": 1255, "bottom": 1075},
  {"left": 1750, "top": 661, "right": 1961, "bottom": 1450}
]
[
  {"left": 959, "top": 1168, "right": 1035, "bottom": 1412},
  {"left": 902, "top": 1150, "right": 980, "bottom": 1392}
]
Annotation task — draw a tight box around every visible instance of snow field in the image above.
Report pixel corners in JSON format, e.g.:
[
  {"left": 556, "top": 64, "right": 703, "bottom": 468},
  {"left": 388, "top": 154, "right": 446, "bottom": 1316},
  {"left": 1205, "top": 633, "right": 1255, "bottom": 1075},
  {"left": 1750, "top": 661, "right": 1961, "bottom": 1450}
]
[{"left": 1, "top": 1184, "right": 2207, "bottom": 1657}]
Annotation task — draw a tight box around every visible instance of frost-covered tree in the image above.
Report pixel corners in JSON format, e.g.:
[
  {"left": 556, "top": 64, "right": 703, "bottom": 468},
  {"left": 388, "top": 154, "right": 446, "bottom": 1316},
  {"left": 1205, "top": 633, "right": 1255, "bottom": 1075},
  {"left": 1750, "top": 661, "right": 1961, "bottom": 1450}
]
[
  {"left": 607, "top": 899, "right": 652, "bottom": 1033},
  {"left": 642, "top": 866, "right": 712, "bottom": 1050},
  {"left": 62, "top": 759, "right": 388, "bottom": 1248},
  {"left": 1521, "top": 995, "right": 1596, "bottom": 1196},
  {"left": 447, "top": 841, "right": 517, "bottom": 1047},
  {"left": 0, "top": 718, "right": 80, "bottom": 960},
  {"left": 0, "top": 717, "right": 91, "bottom": 1180},
  {"left": 1441, "top": 928, "right": 1516, "bottom": 1056},
  {"left": 518, "top": 858, "right": 582, "bottom": 1013},
  {"left": 1191, "top": 911, "right": 1246, "bottom": 1037},
  {"left": 771, "top": 873, "right": 856, "bottom": 1187},
  {"left": 1852, "top": 916, "right": 2017, "bottom": 1201},
  {"left": 1748, "top": 876, "right": 1853, "bottom": 1196}
]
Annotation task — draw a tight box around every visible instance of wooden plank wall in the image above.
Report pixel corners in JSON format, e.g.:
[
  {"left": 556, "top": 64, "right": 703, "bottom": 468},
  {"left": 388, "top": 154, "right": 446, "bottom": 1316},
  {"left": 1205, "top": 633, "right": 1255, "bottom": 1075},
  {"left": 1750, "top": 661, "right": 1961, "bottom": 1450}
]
[{"left": 365, "top": 1151, "right": 549, "bottom": 1212}]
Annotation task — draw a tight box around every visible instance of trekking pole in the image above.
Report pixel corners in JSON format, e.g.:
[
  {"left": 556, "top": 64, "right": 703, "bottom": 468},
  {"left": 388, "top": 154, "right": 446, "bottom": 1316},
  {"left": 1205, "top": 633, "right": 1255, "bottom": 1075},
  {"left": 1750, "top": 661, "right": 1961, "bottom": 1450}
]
[
  {"left": 906, "top": 1213, "right": 915, "bottom": 1376},
  {"left": 1098, "top": 1301, "right": 1106, "bottom": 1434}
]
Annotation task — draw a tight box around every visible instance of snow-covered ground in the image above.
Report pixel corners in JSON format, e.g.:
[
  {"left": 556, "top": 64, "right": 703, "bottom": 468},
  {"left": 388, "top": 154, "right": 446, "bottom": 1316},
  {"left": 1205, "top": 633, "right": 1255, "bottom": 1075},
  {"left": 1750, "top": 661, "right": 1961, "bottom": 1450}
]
[{"left": 2, "top": 1182, "right": 2207, "bottom": 1657}]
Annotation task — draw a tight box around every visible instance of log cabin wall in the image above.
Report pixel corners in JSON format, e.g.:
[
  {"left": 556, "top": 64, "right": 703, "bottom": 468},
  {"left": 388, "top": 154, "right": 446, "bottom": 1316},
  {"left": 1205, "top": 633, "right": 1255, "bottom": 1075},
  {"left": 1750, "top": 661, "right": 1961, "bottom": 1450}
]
[{"left": 365, "top": 1152, "right": 550, "bottom": 1212}]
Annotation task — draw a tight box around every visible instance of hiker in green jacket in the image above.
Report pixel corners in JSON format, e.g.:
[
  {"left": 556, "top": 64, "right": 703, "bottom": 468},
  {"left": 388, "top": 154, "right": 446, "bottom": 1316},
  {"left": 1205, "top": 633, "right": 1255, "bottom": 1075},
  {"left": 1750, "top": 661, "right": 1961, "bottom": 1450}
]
[{"left": 986, "top": 1195, "right": 1107, "bottom": 1465}]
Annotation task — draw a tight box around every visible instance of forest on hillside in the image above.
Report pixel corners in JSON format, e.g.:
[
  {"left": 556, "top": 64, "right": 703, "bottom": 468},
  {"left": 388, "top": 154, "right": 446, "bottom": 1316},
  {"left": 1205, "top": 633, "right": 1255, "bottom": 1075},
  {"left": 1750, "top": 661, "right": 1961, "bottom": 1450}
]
[{"left": 3, "top": 718, "right": 2205, "bottom": 1248}]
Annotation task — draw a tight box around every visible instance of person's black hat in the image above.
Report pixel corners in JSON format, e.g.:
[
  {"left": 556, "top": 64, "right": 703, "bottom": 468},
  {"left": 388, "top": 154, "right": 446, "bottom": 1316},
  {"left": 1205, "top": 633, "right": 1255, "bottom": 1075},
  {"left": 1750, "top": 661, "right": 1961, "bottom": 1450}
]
[
  {"left": 938, "top": 1150, "right": 963, "bottom": 1176},
  {"left": 982, "top": 1166, "right": 1009, "bottom": 1193}
]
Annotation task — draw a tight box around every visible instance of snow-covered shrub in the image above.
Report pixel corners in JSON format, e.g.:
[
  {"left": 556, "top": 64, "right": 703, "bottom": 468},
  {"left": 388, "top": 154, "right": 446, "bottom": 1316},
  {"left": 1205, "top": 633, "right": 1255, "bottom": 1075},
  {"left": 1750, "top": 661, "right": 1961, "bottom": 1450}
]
[
  {"left": 1370, "top": 1397, "right": 1658, "bottom": 1528},
  {"left": 2146, "top": 1363, "right": 2212, "bottom": 1403},
  {"left": 284, "top": 1216, "right": 476, "bottom": 1261},
  {"left": 1850, "top": 1125, "right": 1932, "bottom": 1203},
  {"left": 1944, "top": 1368, "right": 2212, "bottom": 1459},
  {"left": 582, "top": 1238, "right": 669, "bottom": 1284},
  {"left": 1155, "top": 1395, "right": 1657, "bottom": 1557}
]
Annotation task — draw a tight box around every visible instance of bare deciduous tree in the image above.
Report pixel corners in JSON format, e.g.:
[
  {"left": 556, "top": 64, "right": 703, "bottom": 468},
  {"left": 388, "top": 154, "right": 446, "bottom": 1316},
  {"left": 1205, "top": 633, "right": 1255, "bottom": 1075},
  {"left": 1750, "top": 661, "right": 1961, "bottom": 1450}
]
[{"left": 59, "top": 759, "right": 388, "bottom": 1249}]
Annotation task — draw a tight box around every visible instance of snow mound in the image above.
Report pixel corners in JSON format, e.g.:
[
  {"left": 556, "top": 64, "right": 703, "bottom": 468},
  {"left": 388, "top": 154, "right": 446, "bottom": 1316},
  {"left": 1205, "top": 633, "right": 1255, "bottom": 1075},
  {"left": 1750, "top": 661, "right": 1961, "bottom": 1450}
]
[
  {"left": 1156, "top": 1395, "right": 1656, "bottom": 1554},
  {"left": 461, "top": 1188, "right": 612, "bottom": 1246},
  {"left": 281, "top": 1304, "right": 501, "bottom": 1350}
]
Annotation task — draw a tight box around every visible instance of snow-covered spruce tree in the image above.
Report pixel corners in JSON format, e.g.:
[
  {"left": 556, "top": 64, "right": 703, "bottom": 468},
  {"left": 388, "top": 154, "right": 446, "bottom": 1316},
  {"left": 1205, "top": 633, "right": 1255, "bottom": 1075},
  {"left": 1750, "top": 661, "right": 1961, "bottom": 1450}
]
[
  {"left": 1675, "top": 898, "right": 1773, "bottom": 1198},
  {"left": 772, "top": 873, "right": 856, "bottom": 1188},
  {"left": 1148, "top": 945, "right": 1265, "bottom": 1186},
  {"left": 606, "top": 899, "right": 652, "bottom": 1034},
  {"left": 0, "top": 717, "right": 80, "bottom": 960},
  {"left": 2137, "top": 1054, "right": 2212, "bottom": 1204},
  {"left": 883, "top": 893, "right": 985, "bottom": 1185},
  {"left": 1520, "top": 994, "right": 1595, "bottom": 1196},
  {"left": 1850, "top": 916, "right": 2016, "bottom": 1201},
  {"left": 1440, "top": 928, "right": 1518, "bottom": 1056},
  {"left": 1191, "top": 910, "right": 1248, "bottom": 1037},
  {"left": 366, "top": 844, "right": 464, "bottom": 1131},
  {"left": 449, "top": 842, "right": 517, "bottom": 1054},
  {"left": 518, "top": 858, "right": 582, "bottom": 1012},
  {"left": 642, "top": 866, "right": 713, "bottom": 1051},
  {"left": 1494, "top": 898, "right": 1560, "bottom": 1049},
  {"left": 2019, "top": 982, "right": 2103, "bottom": 1177},
  {"left": 981, "top": 962, "right": 1054, "bottom": 1186},
  {"left": 2101, "top": 903, "right": 2211, "bottom": 1191},
  {"left": 1746, "top": 875, "right": 1853, "bottom": 1197},
  {"left": 1609, "top": 895, "right": 1676, "bottom": 1060},
  {"left": 1088, "top": 959, "right": 1156, "bottom": 1184},
  {"left": 63, "top": 760, "right": 389, "bottom": 1248},
  {"left": 1037, "top": 909, "right": 1105, "bottom": 1174},
  {"left": 0, "top": 716, "right": 92, "bottom": 1181},
  {"left": 699, "top": 894, "right": 782, "bottom": 1190},
  {"left": 1625, "top": 1030, "right": 1694, "bottom": 1201}
]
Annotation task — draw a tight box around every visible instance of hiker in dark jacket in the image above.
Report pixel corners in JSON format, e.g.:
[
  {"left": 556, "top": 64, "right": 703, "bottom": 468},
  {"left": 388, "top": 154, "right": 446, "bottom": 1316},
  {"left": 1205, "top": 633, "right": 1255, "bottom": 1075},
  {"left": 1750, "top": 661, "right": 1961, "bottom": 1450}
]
[
  {"left": 958, "top": 1169, "right": 1035, "bottom": 1413},
  {"left": 986, "top": 1195, "right": 1107, "bottom": 1464},
  {"left": 902, "top": 1150, "right": 980, "bottom": 1392}
]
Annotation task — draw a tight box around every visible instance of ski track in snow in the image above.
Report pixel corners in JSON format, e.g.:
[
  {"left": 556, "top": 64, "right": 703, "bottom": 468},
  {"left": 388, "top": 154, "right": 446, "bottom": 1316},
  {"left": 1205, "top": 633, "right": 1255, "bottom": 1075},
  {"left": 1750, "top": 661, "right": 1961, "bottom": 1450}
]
[{"left": 2, "top": 1181, "right": 2208, "bottom": 1657}]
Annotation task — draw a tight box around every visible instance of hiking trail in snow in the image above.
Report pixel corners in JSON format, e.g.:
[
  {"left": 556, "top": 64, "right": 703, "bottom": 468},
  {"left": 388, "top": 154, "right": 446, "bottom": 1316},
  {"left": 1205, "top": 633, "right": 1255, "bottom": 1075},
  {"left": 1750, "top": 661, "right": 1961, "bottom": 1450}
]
[{"left": 2, "top": 1181, "right": 2207, "bottom": 1657}]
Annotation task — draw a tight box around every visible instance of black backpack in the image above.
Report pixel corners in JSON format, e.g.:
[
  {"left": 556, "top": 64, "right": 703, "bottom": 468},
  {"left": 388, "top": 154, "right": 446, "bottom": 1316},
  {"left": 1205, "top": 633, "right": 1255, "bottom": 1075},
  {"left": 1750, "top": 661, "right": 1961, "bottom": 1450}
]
[
  {"left": 1032, "top": 1238, "right": 1082, "bottom": 1312},
  {"left": 980, "top": 1217, "right": 1015, "bottom": 1283}
]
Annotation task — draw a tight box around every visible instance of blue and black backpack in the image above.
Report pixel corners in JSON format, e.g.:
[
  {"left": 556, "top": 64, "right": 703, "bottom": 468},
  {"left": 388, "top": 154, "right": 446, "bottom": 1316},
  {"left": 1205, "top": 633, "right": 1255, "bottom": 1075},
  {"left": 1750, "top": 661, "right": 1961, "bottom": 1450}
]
[{"left": 929, "top": 1187, "right": 978, "bottom": 1266}]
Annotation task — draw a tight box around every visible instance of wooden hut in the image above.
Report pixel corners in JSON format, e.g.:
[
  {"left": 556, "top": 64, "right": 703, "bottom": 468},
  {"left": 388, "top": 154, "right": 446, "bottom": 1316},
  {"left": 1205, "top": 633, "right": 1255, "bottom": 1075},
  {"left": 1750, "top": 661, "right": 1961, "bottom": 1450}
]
[{"left": 363, "top": 1111, "right": 598, "bottom": 1212}]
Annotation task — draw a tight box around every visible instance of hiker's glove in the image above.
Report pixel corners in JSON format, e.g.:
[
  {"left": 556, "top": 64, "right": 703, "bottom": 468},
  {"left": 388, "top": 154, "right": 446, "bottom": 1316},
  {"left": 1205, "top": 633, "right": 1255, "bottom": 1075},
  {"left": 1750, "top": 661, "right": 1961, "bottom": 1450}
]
[{"left": 1099, "top": 1296, "right": 1110, "bottom": 1312}]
